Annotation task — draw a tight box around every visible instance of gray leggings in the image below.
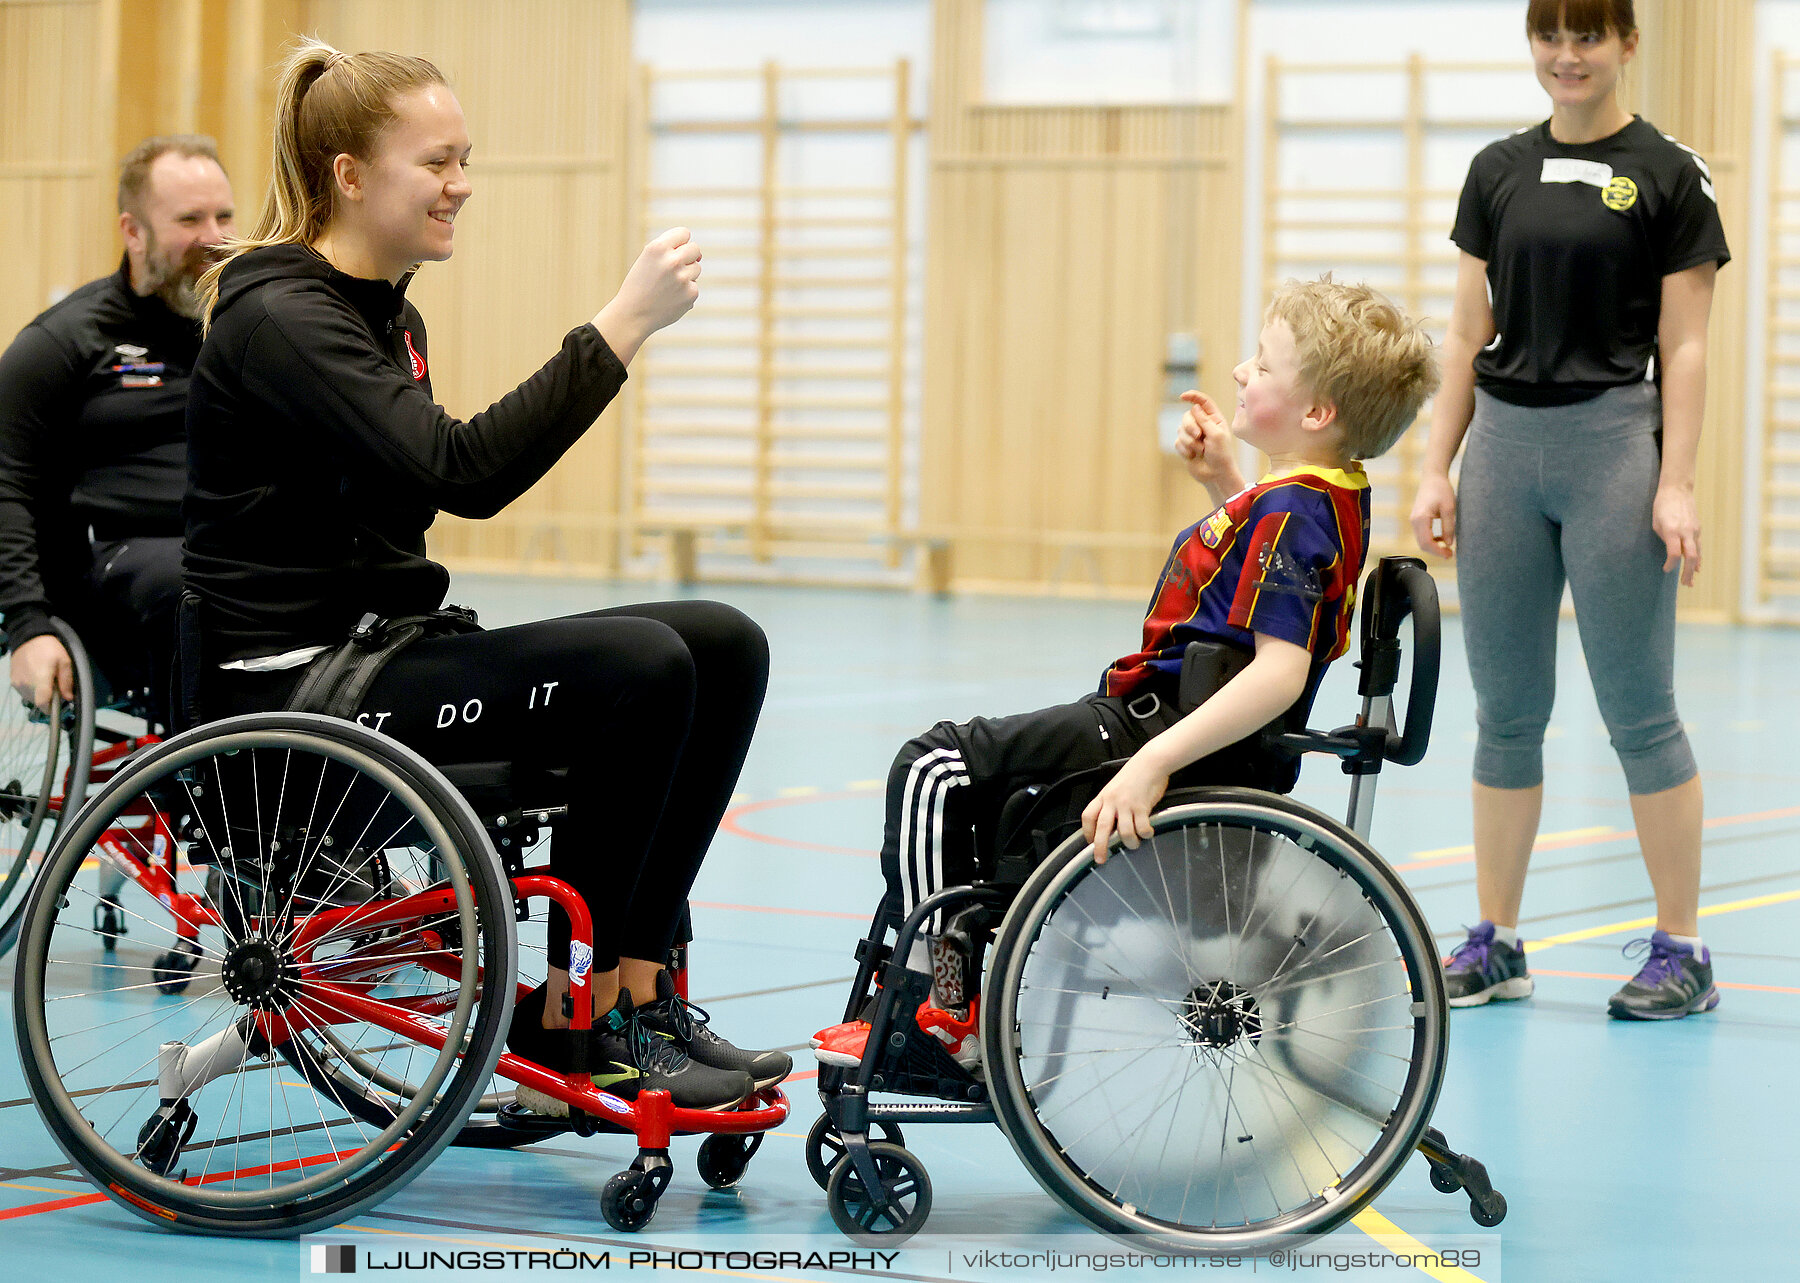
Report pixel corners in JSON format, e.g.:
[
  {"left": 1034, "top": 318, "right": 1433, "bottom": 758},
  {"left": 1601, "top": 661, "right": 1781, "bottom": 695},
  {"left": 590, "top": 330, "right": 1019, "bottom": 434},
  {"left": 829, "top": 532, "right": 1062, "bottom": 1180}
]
[{"left": 1456, "top": 381, "right": 1695, "bottom": 795}]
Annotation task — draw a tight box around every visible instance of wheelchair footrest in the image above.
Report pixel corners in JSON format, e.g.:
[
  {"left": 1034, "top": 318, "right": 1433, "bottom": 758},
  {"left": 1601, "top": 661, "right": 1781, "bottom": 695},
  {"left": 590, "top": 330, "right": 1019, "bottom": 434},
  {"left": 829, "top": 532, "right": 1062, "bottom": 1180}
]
[{"left": 863, "top": 977, "right": 987, "bottom": 1103}]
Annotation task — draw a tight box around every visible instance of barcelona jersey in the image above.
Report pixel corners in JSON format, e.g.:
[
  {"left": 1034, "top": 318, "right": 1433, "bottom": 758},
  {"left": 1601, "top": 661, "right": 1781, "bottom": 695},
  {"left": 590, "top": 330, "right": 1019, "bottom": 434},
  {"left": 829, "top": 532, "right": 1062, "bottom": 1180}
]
[{"left": 1099, "top": 463, "right": 1370, "bottom": 697}]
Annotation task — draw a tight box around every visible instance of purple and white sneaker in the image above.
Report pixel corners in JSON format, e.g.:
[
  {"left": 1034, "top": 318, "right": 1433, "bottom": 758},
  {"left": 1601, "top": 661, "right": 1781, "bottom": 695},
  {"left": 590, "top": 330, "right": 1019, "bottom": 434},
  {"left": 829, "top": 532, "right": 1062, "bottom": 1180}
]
[
  {"left": 1442, "top": 920, "right": 1534, "bottom": 1008},
  {"left": 1607, "top": 931, "right": 1719, "bottom": 1020}
]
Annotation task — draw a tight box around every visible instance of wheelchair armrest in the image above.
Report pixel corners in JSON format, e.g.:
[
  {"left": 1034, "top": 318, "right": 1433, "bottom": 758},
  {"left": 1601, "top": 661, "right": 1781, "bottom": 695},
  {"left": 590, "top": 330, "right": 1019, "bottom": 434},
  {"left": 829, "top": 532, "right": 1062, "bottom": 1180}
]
[{"left": 1357, "top": 556, "right": 1439, "bottom": 767}]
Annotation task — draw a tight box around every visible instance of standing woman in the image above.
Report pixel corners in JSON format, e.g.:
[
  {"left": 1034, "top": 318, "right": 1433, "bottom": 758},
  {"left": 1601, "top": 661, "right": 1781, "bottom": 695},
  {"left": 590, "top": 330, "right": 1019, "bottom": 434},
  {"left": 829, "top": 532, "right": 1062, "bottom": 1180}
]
[
  {"left": 1409, "top": 0, "right": 1729, "bottom": 1019},
  {"left": 187, "top": 39, "right": 790, "bottom": 1110}
]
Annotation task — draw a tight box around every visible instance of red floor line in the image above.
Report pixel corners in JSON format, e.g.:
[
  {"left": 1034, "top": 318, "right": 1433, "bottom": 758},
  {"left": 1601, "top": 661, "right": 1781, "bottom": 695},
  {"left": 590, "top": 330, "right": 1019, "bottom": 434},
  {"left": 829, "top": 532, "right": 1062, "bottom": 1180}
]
[
  {"left": 688, "top": 899, "right": 867, "bottom": 921},
  {"left": 0, "top": 1147, "right": 354, "bottom": 1223},
  {"left": 718, "top": 789, "right": 879, "bottom": 857},
  {"left": 0, "top": 1190, "right": 108, "bottom": 1221}
]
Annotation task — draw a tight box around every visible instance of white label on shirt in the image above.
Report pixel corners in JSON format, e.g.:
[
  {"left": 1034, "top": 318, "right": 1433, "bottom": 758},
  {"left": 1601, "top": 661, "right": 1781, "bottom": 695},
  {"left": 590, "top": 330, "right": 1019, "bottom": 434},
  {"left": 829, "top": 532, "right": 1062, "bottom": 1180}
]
[{"left": 1540, "top": 157, "right": 1614, "bottom": 189}]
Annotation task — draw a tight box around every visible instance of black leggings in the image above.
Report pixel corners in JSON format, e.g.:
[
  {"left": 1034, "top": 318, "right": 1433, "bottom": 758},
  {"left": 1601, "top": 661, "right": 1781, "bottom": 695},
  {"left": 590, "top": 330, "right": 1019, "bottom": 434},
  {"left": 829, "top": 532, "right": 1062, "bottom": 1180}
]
[{"left": 203, "top": 600, "right": 768, "bottom": 970}]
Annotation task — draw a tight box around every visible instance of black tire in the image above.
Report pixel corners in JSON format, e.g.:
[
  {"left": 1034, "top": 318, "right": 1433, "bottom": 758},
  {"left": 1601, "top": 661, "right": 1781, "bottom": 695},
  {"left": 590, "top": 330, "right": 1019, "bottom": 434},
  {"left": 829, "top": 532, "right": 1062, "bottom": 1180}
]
[
  {"left": 0, "top": 618, "right": 97, "bottom": 960},
  {"left": 805, "top": 1114, "right": 906, "bottom": 1191},
  {"left": 825, "top": 1141, "right": 932, "bottom": 1244},
  {"left": 697, "top": 1131, "right": 763, "bottom": 1189},
  {"left": 981, "top": 787, "right": 1448, "bottom": 1252},
  {"left": 12, "top": 713, "right": 517, "bottom": 1237},
  {"left": 1429, "top": 1165, "right": 1462, "bottom": 1194},
  {"left": 600, "top": 1170, "right": 661, "bottom": 1232},
  {"left": 1470, "top": 1191, "right": 1506, "bottom": 1227}
]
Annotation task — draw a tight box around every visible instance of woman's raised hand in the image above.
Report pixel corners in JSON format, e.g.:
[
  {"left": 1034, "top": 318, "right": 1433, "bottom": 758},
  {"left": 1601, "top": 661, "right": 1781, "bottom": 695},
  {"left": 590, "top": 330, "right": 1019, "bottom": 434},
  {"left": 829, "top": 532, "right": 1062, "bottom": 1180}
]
[{"left": 594, "top": 227, "right": 703, "bottom": 365}]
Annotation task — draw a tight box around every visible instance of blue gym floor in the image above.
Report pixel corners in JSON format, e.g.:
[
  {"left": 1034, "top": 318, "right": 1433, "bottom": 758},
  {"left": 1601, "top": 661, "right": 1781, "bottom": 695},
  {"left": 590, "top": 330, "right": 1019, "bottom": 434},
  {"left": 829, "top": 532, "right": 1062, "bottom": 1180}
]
[{"left": 4, "top": 573, "right": 1795, "bottom": 1280}]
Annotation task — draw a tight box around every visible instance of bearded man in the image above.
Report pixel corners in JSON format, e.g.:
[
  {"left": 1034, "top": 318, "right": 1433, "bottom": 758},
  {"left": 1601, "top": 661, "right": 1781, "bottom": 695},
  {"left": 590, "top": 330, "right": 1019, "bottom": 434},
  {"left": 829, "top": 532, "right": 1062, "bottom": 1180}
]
[{"left": 0, "top": 136, "right": 235, "bottom": 721}]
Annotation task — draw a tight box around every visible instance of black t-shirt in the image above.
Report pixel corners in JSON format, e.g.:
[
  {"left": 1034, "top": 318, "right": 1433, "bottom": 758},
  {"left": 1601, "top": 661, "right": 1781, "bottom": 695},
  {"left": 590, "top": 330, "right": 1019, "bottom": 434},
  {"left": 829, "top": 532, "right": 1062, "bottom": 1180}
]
[
  {"left": 1451, "top": 116, "right": 1730, "bottom": 406},
  {"left": 0, "top": 260, "right": 198, "bottom": 648}
]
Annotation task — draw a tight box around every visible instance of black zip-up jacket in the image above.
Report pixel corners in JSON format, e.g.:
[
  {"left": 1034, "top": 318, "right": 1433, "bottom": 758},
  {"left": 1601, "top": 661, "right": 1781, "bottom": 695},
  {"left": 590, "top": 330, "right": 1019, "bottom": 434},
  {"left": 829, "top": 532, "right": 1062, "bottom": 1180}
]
[
  {"left": 0, "top": 260, "right": 198, "bottom": 648},
  {"left": 185, "top": 244, "right": 627, "bottom": 663}
]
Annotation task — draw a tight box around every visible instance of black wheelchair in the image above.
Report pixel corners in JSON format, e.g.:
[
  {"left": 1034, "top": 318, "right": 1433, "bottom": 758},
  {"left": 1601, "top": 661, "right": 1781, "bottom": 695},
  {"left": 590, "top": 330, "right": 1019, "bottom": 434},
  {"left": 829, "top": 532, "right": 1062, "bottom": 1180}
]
[
  {"left": 808, "top": 556, "right": 1506, "bottom": 1249},
  {"left": 10, "top": 620, "right": 786, "bottom": 1237}
]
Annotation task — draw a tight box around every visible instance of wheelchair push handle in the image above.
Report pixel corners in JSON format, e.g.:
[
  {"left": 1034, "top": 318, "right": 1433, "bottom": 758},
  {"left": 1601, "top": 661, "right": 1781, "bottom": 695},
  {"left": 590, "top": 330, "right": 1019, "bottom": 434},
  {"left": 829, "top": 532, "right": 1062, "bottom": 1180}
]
[{"left": 1358, "top": 556, "right": 1439, "bottom": 767}]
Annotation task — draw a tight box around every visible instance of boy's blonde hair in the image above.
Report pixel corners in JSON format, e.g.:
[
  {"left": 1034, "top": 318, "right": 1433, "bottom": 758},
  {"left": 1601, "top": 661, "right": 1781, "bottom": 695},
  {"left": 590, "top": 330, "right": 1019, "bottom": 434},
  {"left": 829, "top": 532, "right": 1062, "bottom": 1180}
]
[{"left": 1265, "top": 276, "right": 1440, "bottom": 461}]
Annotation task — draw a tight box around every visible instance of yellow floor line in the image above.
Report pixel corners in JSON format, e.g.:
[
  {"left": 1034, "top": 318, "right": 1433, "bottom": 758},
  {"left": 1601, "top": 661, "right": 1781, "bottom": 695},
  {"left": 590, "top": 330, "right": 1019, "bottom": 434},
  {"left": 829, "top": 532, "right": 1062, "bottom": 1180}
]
[
  {"left": 0, "top": 1183, "right": 78, "bottom": 1195},
  {"left": 1352, "top": 1207, "right": 1490, "bottom": 1282},
  {"left": 1525, "top": 886, "right": 1800, "bottom": 956},
  {"left": 1407, "top": 825, "right": 1613, "bottom": 863}
]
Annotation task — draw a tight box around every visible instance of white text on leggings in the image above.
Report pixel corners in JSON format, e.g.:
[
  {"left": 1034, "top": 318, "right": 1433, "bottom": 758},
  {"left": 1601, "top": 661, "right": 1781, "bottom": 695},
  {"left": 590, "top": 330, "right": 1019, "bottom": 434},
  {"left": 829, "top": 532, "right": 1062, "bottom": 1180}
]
[
  {"left": 436, "top": 698, "right": 484, "bottom": 728},
  {"left": 528, "top": 681, "right": 559, "bottom": 709}
]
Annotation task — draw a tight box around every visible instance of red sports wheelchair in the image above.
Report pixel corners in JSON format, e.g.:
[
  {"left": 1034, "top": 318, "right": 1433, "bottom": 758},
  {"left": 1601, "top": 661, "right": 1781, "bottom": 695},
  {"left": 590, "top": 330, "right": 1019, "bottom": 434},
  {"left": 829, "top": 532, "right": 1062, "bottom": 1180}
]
[{"left": 7, "top": 621, "right": 787, "bottom": 1237}]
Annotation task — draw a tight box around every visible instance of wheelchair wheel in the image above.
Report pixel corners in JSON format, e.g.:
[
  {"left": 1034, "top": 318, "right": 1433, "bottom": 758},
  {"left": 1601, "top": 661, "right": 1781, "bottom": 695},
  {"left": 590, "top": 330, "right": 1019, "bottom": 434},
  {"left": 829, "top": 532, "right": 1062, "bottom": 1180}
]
[
  {"left": 11, "top": 713, "right": 517, "bottom": 1236},
  {"left": 0, "top": 620, "right": 98, "bottom": 959},
  {"left": 981, "top": 787, "right": 1447, "bottom": 1251}
]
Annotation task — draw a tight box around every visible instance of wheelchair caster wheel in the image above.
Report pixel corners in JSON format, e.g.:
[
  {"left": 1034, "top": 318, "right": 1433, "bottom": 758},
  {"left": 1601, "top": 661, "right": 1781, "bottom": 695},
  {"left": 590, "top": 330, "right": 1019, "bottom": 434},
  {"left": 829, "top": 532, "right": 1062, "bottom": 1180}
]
[
  {"left": 1429, "top": 1165, "right": 1462, "bottom": 1194},
  {"left": 826, "top": 1141, "right": 931, "bottom": 1245},
  {"left": 600, "top": 1170, "right": 663, "bottom": 1232},
  {"left": 805, "top": 1114, "right": 906, "bottom": 1191},
  {"left": 152, "top": 938, "right": 202, "bottom": 994},
  {"left": 697, "top": 1131, "right": 763, "bottom": 1189},
  {"left": 136, "top": 1100, "right": 197, "bottom": 1177},
  {"left": 1470, "top": 1190, "right": 1507, "bottom": 1227},
  {"left": 95, "top": 896, "right": 126, "bottom": 949}
]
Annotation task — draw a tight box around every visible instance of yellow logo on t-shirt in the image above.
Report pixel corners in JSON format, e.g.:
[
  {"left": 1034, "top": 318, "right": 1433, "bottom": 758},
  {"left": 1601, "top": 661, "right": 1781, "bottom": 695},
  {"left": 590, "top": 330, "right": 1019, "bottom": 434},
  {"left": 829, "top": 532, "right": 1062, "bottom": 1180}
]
[
  {"left": 1602, "top": 175, "right": 1638, "bottom": 211},
  {"left": 1200, "top": 508, "right": 1232, "bottom": 549}
]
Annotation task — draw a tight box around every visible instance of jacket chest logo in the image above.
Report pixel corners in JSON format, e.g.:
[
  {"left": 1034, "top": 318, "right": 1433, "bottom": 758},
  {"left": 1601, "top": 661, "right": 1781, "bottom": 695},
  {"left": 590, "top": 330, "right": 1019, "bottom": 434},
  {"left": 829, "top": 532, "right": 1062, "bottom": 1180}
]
[
  {"left": 403, "top": 329, "right": 426, "bottom": 381},
  {"left": 1602, "top": 175, "right": 1639, "bottom": 211},
  {"left": 1200, "top": 508, "right": 1233, "bottom": 549}
]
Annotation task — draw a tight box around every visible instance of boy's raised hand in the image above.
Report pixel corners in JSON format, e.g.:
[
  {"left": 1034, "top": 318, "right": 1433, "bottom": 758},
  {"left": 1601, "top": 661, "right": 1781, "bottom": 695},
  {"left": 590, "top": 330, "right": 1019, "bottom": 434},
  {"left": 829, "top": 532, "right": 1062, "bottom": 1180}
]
[
  {"left": 1177, "top": 391, "right": 1246, "bottom": 498},
  {"left": 1082, "top": 756, "right": 1170, "bottom": 864}
]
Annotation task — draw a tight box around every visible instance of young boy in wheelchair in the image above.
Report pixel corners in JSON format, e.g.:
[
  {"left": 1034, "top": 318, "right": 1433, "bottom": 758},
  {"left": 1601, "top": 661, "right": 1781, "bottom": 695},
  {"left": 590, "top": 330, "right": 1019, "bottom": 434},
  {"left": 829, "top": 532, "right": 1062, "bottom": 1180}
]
[{"left": 814, "top": 276, "right": 1439, "bottom": 1072}]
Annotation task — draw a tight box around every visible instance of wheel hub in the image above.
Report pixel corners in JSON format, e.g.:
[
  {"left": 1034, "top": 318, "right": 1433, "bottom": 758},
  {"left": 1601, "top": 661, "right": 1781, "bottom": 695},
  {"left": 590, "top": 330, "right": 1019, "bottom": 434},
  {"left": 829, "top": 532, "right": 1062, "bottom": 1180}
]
[
  {"left": 1178, "top": 980, "right": 1261, "bottom": 1050},
  {"left": 220, "top": 938, "right": 296, "bottom": 1010}
]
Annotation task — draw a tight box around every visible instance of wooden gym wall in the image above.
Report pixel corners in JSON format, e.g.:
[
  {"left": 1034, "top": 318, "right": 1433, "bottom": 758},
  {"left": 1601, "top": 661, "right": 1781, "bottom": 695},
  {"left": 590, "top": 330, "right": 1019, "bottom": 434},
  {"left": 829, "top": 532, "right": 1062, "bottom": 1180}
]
[
  {"left": 920, "top": 0, "right": 1245, "bottom": 597},
  {"left": 1632, "top": 0, "right": 1753, "bottom": 622},
  {"left": 0, "top": 0, "right": 634, "bottom": 576},
  {"left": 0, "top": 0, "right": 1758, "bottom": 610}
]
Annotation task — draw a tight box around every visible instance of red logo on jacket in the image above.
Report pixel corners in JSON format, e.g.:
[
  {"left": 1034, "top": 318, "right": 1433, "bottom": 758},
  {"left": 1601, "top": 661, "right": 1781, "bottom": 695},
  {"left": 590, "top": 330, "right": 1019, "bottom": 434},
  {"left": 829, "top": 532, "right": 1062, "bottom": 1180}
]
[{"left": 403, "top": 330, "right": 426, "bottom": 381}]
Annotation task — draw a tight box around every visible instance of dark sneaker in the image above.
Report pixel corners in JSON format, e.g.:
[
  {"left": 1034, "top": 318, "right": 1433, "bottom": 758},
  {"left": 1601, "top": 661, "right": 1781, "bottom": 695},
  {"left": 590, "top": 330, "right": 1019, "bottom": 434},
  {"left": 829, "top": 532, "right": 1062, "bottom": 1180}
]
[
  {"left": 595, "top": 989, "right": 754, "bottom": 1110},
  {"left": 636, "top": 969, "right": 792, "bottom": 1090},
  {"left": 1443, "top": 921, "right": 1534, "bottom": 1007},
  {"left": 1608, "top": 931, "right": 1720, "bottom": 1021},
  {"left": 504, "top": 985, "right": 642, "bottom": 1117}
]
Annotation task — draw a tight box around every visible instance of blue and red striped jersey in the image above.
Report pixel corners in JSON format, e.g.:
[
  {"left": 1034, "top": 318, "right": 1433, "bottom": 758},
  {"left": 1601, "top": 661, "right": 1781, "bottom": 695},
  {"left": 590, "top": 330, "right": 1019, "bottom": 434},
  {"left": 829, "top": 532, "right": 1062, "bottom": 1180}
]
[{"left": 1099, "top": 463, "right": 1370, "bottom": 698}]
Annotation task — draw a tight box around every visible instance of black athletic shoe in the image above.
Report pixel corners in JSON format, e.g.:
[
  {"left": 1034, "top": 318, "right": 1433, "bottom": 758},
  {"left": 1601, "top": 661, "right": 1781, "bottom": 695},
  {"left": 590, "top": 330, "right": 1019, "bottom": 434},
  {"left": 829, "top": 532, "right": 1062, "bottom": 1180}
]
[
  {"left": 1607, "top": 931, "right": 1720, "bottom": 1020},
  {"left": 504, "top": 985, "right": 642, "bottom": 1117},
  {"left": 595, "top": 989, "right": 754, "bottom": 1110},
  {"left": 634, "top": 969, "right": 792, "bottom": 1090},
  {"left": 1442, "top": 921, "right": 1534, "bottom": 1007}
]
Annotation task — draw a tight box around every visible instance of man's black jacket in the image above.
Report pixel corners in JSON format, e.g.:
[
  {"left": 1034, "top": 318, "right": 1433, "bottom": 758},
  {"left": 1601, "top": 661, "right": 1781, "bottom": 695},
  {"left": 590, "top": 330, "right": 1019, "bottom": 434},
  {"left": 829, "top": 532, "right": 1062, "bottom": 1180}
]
[{"left": 0, "top": 261, "right": 197, "bottom": 648}]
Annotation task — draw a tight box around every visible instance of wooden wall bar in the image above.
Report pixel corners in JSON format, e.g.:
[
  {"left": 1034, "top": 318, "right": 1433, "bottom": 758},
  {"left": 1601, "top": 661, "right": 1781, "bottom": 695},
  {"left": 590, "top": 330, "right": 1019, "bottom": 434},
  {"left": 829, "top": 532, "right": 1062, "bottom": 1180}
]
[{"left": 1633, "top": 0, "right": 1753, "bottom": 620}]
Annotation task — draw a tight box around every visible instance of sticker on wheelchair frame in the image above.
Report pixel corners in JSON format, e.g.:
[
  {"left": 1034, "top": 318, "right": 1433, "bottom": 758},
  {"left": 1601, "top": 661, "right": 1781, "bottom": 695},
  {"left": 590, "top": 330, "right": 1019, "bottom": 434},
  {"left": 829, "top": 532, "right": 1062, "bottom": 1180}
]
[{"left": 568, "top": 941, "right": 594, "bottom": 984}]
